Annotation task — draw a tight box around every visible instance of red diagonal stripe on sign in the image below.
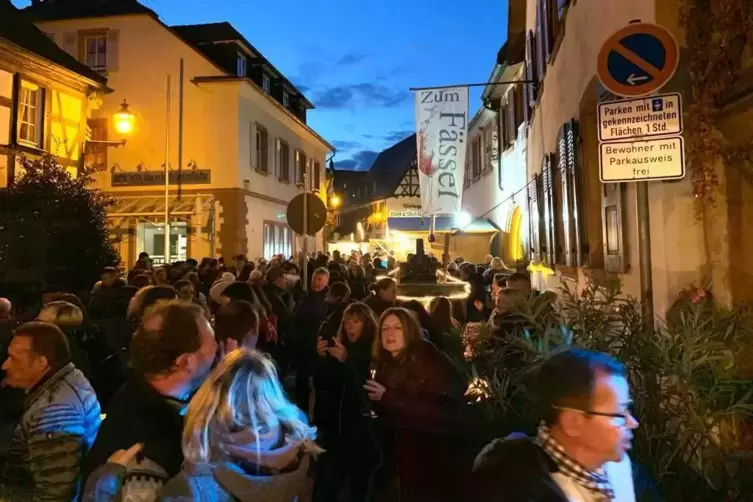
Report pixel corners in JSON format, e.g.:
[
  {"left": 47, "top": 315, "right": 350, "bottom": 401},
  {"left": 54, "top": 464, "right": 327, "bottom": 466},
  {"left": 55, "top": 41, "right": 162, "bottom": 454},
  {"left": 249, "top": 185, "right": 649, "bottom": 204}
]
[{"left": 611, "top": 43, "right": 662, "bottom": 78}]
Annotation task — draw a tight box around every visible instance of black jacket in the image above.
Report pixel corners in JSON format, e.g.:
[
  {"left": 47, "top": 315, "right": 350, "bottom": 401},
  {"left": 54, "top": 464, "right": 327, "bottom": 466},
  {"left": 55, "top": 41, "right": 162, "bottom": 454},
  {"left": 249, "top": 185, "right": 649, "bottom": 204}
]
[
  {"left": 472, "top": 435, "right": 662, "bottom": 502},
  {"left": 293, "top": 289, "right": 328, "bottom": 353},
  {"left": 262, "top": 283, "right": 295, "bottom": 346},
  {"left": 81, "top": 377, "right": 185, "bottom": 491}
]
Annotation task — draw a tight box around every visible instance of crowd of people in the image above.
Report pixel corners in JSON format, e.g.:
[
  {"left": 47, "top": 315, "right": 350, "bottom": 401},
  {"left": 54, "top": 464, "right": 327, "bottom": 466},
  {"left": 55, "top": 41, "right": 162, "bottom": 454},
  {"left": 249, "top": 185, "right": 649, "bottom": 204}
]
[{"left": 0, "top": 249, "right": 647, "bottom": 502}]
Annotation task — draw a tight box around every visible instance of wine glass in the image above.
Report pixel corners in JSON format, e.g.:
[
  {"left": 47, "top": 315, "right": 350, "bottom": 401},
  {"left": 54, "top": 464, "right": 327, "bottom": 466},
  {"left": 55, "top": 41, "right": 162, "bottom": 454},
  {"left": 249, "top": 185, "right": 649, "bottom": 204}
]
[{"left": 363, "top": 367, "right": 379, "bottom": 418}]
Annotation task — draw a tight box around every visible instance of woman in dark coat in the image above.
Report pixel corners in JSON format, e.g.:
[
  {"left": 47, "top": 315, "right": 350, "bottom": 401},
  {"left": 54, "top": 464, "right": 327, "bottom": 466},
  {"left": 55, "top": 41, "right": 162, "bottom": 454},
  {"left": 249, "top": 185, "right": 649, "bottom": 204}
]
[
  {"left": 313, "top": 302, "right": 381, "bottom": 502},
  {"left": 364, "top": 307, "right": 469, "bottom": 502}
]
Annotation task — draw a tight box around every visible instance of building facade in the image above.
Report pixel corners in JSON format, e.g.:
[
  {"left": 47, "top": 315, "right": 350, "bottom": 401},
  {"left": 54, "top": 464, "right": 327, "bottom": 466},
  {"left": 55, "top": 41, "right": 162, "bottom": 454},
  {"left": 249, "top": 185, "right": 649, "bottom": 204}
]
[
  {"left": 0, "top": 0, "right": 108, "bottom": 186},
  {"left": 330, "top": 133, "right": 498, "bottom": 263},
  {"left": 515, "top": 0, "right": 753, "bottom": 315},
  {"left": 25, "top": 0, "right": 333, "bottom": 265},
  {"left": 462, "top": 52, "right": 529, "bottom": 266}
]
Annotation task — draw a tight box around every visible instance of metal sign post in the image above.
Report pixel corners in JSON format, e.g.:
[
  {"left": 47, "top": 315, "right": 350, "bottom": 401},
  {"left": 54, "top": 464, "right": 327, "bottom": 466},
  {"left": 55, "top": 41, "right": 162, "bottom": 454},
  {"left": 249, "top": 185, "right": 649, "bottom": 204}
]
[
  {"left": 164, "top": 74, "right": 171, "bottom": 264},
  {"left": 596, "top": 20, "right": 682, "bottom": 330}
]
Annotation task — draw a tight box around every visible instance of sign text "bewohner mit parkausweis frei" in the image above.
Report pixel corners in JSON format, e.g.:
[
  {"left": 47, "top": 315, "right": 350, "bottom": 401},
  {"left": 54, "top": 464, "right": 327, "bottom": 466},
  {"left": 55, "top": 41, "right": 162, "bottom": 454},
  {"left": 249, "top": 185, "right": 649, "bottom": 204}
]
[{"left": 597, "top": 93, "right": 685, "bottom": 183}]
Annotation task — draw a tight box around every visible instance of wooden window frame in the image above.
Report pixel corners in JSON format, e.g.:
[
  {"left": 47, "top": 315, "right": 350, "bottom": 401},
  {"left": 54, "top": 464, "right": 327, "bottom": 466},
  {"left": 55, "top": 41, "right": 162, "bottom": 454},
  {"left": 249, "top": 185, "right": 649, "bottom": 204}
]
[
  {"left": 85, "top": 117, "right": 108, "bottom": 171},
  {"left": 471, "top": 135, "right": 482, "bottom": 180},
  {"left": 313, "top": 161, "right": 321, "bottom": 191},
  {"left": 17, "top": 80, "right": 44, "bottom": 149},
  {"left": 296, "top": 150, "right": 307, "bottom": 186}
]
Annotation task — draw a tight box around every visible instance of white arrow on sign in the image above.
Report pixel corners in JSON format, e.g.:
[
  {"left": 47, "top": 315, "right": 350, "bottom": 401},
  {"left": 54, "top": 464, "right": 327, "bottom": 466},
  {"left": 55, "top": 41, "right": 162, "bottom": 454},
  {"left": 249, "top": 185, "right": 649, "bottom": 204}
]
[{"left": 627, "top": 74, "right": 649, "bottom": 85}]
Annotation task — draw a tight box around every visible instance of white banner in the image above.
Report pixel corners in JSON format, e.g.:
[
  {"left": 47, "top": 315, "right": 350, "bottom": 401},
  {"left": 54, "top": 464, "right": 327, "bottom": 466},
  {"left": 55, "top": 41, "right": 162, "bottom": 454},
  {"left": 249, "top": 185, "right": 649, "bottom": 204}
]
[{"left": 414, "top": 86, "right": 469, "bottom": 216}]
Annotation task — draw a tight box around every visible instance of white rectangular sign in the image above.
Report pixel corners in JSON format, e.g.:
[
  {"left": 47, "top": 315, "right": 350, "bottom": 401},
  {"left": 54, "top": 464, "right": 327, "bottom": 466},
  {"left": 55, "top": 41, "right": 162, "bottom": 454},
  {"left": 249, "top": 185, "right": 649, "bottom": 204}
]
[
  {"left": 598, "top": 93, "right": 682, "bottom": 142},
  {"left": 599, "top": 137, "right": 685, "bottom": 183},
  {"left": 414, "top": 86, "right": 469, "bottom": 215}
]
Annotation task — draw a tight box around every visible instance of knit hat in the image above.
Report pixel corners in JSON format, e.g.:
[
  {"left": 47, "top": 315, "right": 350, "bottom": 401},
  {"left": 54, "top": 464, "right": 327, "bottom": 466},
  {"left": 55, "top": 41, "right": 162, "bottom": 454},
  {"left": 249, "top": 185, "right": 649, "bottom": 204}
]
[{"left": 266, "top": 266, "right": 285, "bottom": 283}]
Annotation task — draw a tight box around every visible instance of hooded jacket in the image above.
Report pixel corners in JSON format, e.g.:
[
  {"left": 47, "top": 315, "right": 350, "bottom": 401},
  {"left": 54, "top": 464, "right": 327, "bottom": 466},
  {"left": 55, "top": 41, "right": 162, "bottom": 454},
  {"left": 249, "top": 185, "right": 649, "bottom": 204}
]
[{"left": 159, "top": 432, "right": 315, "bottom": 502}]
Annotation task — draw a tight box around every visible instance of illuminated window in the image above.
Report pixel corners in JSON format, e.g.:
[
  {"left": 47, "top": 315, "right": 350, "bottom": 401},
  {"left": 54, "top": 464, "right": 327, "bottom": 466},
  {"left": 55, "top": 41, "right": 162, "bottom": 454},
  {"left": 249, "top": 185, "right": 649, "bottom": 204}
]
[
  {"left": 18, "top": 81, "right": 43, "bottom": 147},
  {"left": 264, "top": 221, "right": 294, "bottom": 259},
  {"left": 85, "top": 35, "right": 107, "bottom": 70}
]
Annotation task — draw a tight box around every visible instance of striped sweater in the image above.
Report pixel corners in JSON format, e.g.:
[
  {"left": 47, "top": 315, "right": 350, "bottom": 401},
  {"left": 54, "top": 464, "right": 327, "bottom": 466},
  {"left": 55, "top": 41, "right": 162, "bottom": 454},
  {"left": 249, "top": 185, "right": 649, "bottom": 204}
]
[{"left": 0, "top": 363, "right": 102, "bottom": 501}]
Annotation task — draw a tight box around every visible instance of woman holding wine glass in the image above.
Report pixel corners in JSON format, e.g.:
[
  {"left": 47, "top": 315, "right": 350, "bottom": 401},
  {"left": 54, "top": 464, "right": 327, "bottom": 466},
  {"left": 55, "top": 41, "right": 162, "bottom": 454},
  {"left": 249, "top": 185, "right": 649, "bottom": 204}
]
[
  {"left": 313, "top": 302, "right": 381, "bottom": 502},
  {"left": 364, "top": 307, "right": 468, "bottom": 502}
]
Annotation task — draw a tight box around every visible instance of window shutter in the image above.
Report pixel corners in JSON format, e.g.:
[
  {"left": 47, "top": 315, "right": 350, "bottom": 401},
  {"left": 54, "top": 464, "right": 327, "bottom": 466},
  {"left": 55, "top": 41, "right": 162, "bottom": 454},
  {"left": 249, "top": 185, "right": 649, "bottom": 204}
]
[
  {"left": 557, "top": 125, "right": 573, "bottom": 266},
  {"left": 527, "top": 174, "right": 541, "bottom": 261},
  {"left": 525, "top": 30, "right": 537, "bottom": 110},
  {"left": 602, "top": 182, "right": 627, "bottom": 273},
  {"left": 542, "top": 0, "right": 553, "bottom": 61},
  {"left": 536, "top": 0, "right": 547, "bottom": 78},
  {"left": 566, "top": 119, "right": 585, "bottom": 266},
  {"left": 557, "top": 0, "right": 570, "bottom": 19},
  {"left": 106, "top": 30, "right": 119, "bottom": 72},
  {"left": 541, "top": 154, "right": 557, "bottom": 265},
  {"left": 500, "top": 103, "right": 508, "bottom": 150},
  {"left": 63, "top": 33, "right": 77, "bottom": 58},
  {"left": 508, "top": 94, "right": 517, "bottom": 141}
]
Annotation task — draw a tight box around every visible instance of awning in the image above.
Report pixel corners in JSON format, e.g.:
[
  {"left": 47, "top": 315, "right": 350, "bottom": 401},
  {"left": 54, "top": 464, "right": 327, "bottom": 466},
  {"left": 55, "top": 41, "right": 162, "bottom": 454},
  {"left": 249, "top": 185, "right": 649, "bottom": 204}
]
[
  {"left": 108, "top": 194, "right": 215, "bottom": 219},
  {"left": 387, "top": 216, "right": 498, "bottom": 233}
]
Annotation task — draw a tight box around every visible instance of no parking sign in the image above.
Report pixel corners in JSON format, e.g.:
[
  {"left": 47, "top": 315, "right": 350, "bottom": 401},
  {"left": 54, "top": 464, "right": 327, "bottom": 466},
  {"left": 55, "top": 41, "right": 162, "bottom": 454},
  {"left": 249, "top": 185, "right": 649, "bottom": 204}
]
[{"left": 597, "top": 22, "right": 679, "bottom": 98}]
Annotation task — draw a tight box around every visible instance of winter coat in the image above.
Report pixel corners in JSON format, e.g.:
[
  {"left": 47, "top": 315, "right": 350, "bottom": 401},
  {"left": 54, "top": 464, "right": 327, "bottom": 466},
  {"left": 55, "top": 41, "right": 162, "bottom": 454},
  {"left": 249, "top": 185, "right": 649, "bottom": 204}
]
[
  {"left": 159, "top": 432, "right": 314, "bottom": 502},
  {"left": 0, "top": 363, "right": 101, "bottom": 501},
  {"left": 262, "top": 283, "right": 295, "bottom": 346},
  {"left": 472, "top": 434, "right": 659, "bottom": 502},
  {"left": 293, "top": 289, "right": 328, "bottom": 355},
  {"left": 81, "top": 377, "right": 186, "bottom": 502},
  {"left": 373, "top": 340, "right": 470, "bottom": 502}
]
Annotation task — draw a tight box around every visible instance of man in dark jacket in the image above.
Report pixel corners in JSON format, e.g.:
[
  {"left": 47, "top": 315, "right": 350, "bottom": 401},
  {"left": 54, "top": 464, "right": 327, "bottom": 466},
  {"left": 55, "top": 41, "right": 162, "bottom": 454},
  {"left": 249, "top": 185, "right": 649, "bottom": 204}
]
[
  {"left": 81, "top": 301, "right": 217, "bottom": 502},
  {"left": 0, "top": 322, "right": 100, "bottom": 501},
  {"left": 262, "top": 266, "right": 296, "bottom": 377},
  {"left": 472, "top": 348, "right": 649, "bottom": 501},
  {"left": 292, "top": 267, "right": 330, "bottom": 412}
]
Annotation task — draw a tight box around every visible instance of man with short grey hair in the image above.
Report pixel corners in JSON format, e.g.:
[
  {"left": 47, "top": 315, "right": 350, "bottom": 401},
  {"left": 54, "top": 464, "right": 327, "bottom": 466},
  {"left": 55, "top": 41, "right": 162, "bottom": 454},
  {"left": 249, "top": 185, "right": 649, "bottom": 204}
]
[{"left": 1, "top": 321, "right": 101, "bottom": 501}]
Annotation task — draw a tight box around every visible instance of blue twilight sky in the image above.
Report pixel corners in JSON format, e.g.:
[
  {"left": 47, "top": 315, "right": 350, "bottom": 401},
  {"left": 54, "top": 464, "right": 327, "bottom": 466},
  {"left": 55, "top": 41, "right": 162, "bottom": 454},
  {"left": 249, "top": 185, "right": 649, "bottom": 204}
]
[{"left": 16, "top": 0, "right": 508, "bottom": 171}]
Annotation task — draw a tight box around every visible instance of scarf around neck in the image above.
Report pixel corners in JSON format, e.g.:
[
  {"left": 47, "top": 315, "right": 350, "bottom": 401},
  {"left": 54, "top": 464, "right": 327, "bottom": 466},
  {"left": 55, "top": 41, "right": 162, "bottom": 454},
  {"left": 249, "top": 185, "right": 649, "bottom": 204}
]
[{"left": 537, "top": 424, "right": 615, "bottom": 501}]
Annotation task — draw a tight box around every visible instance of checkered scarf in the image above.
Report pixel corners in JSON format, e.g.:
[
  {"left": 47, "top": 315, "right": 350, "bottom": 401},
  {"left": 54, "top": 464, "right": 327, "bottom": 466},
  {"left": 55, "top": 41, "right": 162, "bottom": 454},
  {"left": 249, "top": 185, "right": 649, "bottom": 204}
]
[{"left": 537, "top": 424, "right": 615, "bottom": 501}]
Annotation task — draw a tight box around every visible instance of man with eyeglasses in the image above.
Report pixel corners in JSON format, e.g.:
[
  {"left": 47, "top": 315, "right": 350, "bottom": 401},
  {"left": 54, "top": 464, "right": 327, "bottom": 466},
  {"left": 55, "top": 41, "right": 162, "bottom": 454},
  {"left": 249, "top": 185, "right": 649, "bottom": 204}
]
[{"left": 472, "top": 348, "right": 642, "bottom": 501}]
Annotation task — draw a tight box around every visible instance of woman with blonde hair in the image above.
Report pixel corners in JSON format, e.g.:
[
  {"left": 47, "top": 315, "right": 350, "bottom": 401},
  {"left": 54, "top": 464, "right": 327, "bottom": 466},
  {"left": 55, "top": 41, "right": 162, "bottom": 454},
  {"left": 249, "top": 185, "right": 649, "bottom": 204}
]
[{"left": 159, "top": 348, "right": 322, "bottom": 501}]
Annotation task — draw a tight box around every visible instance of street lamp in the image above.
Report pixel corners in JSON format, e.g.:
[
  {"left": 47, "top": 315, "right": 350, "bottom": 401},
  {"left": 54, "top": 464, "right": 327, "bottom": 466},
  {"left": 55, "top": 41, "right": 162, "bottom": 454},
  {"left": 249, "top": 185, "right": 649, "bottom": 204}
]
[
  {"left": 113, "top": 99, "right": 135, "bottom": 136},
  {"left": 81, "top": 99, "right": 134, "bottom": 171},
  {"left": 330, "top": 194, "right": 341, "bottom": 209}
]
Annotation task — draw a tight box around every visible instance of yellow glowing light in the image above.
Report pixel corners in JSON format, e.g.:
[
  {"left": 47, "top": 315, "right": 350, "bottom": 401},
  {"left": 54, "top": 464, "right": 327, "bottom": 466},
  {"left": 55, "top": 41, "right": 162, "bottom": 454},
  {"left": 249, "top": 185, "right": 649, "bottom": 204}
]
[
  {"left": 527, "top": 262, "right": 555, "bottom": 276},
  {"left": 394, "top": 270, "right": 472, "bottom": 308},
  {"left": 465, "top": 377, "right": 492, "bottom": 402},
  {"left": 330, "top": 195, "right": 341, "bottom": 208},
  {"left": 113, "top": 99, "right": 135, "bottom": 135}
]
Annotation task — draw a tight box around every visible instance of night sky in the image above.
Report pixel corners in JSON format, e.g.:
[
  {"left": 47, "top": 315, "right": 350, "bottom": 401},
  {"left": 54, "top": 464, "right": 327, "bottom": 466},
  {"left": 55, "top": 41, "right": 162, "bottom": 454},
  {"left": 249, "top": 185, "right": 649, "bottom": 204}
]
[{"left": 14, "top": 0, "right": 508, "bottom": 171}]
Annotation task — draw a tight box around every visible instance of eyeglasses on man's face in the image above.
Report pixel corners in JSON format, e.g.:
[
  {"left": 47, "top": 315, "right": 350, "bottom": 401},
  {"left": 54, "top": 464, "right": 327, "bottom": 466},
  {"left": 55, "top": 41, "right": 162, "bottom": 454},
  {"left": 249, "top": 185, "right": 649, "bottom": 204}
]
[{"left": 554, "top": 404, "right": 637, "bottom": 426}]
